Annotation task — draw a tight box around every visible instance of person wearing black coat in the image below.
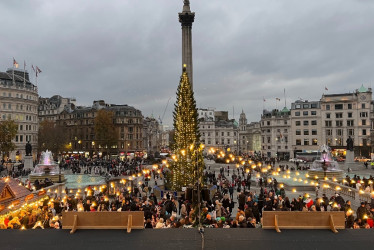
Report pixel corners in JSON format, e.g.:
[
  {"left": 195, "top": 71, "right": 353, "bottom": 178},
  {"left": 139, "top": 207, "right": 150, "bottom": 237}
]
[
  {"left": 238, "top": 192, "right": 246, "bottom": 210},
  {"left": 263, "top": 197, "right": 273, "bottom": 211}
]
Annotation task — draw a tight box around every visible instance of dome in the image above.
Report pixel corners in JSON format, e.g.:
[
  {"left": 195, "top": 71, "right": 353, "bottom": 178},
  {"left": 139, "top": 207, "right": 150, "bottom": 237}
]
[{"left": 358, "top": 84, "right": 368, "bottom": 93}]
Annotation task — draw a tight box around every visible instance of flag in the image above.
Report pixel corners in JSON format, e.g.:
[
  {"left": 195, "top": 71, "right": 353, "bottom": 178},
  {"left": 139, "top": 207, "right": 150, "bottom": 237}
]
[
  {"left": 276, "top": 98, "right": 280, "bottom": 101},
  {"left": 325, "top": 87, "right": 328, "bottom": 91},
  {"left": 13, "top": 58, "right": 19, "bottom": 68},
  {"left": 36, "top": 66, "right": 42, "bottom": 77}
]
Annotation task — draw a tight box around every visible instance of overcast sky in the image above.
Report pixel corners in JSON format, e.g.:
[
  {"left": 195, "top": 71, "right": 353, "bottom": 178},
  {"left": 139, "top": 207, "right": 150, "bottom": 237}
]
[{"left": 2, "top": 0, "right": 374, "bottom": 127}]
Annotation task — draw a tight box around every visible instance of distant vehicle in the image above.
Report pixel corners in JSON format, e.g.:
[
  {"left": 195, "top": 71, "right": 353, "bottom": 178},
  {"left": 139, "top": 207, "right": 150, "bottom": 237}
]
[
  {"left": 354, "top": 157, "right": 370, "bottom": 162},
  {"left": 289, "top": 158, "right": 306, "bottom": 163}
]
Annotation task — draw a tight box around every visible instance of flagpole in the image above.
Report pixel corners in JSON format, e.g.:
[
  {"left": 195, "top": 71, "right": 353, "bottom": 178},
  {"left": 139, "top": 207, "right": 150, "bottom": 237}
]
[
  {"left": 284, "top": 88, "right": 286, "bottom": 108},
  {"left": 275, "top": 98, "right": 278, "bottom": 110},
  {"left": 263, "top": 97, "right": 265, "bottom": 112},
  {"left": 12, "top": 58, "right": 15, "bottom": 85},
  {"left": 23, "top": 61, "right": 26, "bottom": 85}
]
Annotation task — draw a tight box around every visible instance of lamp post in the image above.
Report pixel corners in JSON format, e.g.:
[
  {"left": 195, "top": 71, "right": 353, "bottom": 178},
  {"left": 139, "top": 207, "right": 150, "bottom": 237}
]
[{"left": 322, "top": 149, "right": 328, "bottom": 178}]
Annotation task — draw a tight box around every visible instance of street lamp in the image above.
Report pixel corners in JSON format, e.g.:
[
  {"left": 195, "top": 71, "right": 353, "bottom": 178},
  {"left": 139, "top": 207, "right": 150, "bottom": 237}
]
[{"left": 322, "top": 149, "right": 328, "bottom": 178}]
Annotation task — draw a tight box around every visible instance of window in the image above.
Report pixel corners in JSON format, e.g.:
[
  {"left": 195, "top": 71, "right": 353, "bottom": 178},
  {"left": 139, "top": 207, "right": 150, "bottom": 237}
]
[
  {"left": 312, "top": 139, "right": 318, "bottom": 145},
  {"left": 362, "top": 120, "right": 367, "bottom": 126},
  {"left": 267, "top": 121, "right": 270, "bottom": 126},
  {"left": 362, "top": 103, "right": 366, "bottom": 109},
  {"left": 296, "top": 139, "right": 301, "bottom": 145},
  {"left": 295, "top": 104, "right": 301, "bottom": 109},
  {"left": 348, "top": 112, "right": 352, "bottom": 118},
  {"left": 311, "top": 103, "right": 317, "bottom": 108},
  {"left": 304, "top": 139, "right": 309, "bottom": 145},
  {"left": 304, "top": 130, "right": 309, "bottom": 135},
  {"left": 221, "top": 132, "right": 224, "bottom": 136},
  {"left": 312, "top": 130, "right": 317, "bottom": 135},
  {"left": 296, "top": 130, "right": 301, "bottom": 135},
  {"left": 363, "top": 129, "right": 367, "bottom": 136},
  {"left": 335, "top": 104, "right": 343, "bottom": 110},
  {"left": 295, "top": 112, "right": 300, "bottom": 116},
  {"left": 311, "top": 120, "right": 317, "bottom": 125},
  {"left": 284, "top": 129, "right": 288, "bottom": 133},
  {"left": 326, "top": 129, "right": 332, "bottom": 136},
  {"left": 303, "top": 121, "right": 309, "bottom": 126},
  {"left": 311, "top": 111, "right": 316, "bottom": 115},
  {"left": 326, "top": 105, "right": 330, "bottom": 110},
  {"left": 348, "top": 104, "right": 352, "bottom": 109},
  {"left": 326, "top": 113, "right": 330, "bottom": 119},
  {"left": 303, "top": 111, "right": 308, "bottom": 116},
  {"left": 336, "top": 121, "right": 343, "bottom": 127},
  {"left": 347, "top": 120, "right": 354, "bottom": 126},
  {"left": 303, "top": 104, "right": 309, "bottom": 109},
  {"left": 337, "top": 129, "right": 343, "bottom": 136},
  {"left": 267, "top": 137, "right": 270, "bottom": 143},
  {"left": 325, "top": 121, "right": 332, "bottom": 127},
  {"left": 335, "top": 113, "right": 343, "bottom": 118},
  {"left": 295, "top": 121, "right": 301, "bottom": 126},
  {"left": 227, "top": 132, "right": 230, "bottom": 136},
  {"left": 326, "top": 138, "right": 332, "bottom": 146},
  {"left": 360, "top": 112, "right": 368, "bottom": 117},
  {"left": 348, "top": 129, "right": 354, "bottom": 136},
  {"left": 284, "top": 120, "right": 288, "bottom": 125}
]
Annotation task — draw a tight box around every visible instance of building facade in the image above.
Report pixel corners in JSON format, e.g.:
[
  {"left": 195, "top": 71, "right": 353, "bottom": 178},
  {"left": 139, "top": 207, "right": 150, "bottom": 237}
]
[
  {"left": 320, "top": 86, "right": 372, "bottom": 157},
  {"left": 260, "top": 108, "right": 291, "bottom": 159},
  {"left": 238, "top": 111, "right": 261, "bottom": 154},
  {"left": 38, "top": 95, "right": 76, "bottom": 122},
  {"left": 0, "top": 68, "right": 38, "bottom": 160},
  {"left": 198, "top": 108, "right": 239, "bottom": 153},
  {"left": 290, "top": 100, "right": 322, "bottom": 157},
  {"left": 143, "top": 117, "right": 161, "bottom": 154},
  {"left": 56, "top": 100, "right": 144, "bottom": 159}
]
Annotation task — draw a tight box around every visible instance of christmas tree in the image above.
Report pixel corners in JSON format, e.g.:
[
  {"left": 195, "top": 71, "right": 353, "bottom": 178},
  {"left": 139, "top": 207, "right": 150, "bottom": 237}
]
[{"left": 169, "top": 65, "right": 205, "bottom": 191}]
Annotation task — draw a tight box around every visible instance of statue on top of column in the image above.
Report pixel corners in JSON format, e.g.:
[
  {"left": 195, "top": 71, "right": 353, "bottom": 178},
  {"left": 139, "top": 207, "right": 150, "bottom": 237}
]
[
  {"left": 184, "top": 0, "right": 190, "bottom": 6},
  {"left": 25, "top": 141, "right": 32, "bottom": 156}
]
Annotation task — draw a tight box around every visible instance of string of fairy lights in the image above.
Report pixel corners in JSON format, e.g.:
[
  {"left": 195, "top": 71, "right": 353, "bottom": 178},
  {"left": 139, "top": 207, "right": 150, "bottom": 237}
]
[{"left": 208, "top": 147, "right": 373, "bottom": 209}]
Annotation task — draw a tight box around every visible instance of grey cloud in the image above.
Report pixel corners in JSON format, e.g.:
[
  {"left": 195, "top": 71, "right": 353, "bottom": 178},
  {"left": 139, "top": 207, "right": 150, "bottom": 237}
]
[{"left": 1, "top": 0, "right": 373, "bottom": 126}]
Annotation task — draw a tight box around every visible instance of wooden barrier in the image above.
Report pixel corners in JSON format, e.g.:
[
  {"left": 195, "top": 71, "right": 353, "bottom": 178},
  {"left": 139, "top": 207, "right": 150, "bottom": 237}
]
[
  {"left": 62, "top": 211, "right": 144, "bottom": 234},
  {"left": 262, "top": 211, "right": 345, "bottom": 233}
]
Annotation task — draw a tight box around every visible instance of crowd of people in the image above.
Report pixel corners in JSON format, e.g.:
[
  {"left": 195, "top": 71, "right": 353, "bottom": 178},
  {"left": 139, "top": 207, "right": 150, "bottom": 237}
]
[{"left": 2, "top": 154, "right": 374, "bottom": 230}]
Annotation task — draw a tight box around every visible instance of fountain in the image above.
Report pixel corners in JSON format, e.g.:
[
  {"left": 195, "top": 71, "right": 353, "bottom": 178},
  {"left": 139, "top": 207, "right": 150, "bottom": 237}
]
[
  {"left": 29, "top": 150, "right": 65, "bottom": 183},
  {"left": 308, "top": 145, "right": 344, "bottom": 181}
]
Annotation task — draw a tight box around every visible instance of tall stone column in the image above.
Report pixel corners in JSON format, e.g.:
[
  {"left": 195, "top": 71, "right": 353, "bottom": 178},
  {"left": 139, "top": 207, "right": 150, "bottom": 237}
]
[{"left": 179, "top": 0, "right": 195, "bottom": 88}]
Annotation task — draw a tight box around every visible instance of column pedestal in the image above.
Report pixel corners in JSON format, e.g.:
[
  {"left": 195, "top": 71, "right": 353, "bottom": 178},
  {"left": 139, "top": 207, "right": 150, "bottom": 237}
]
[
  {"left": 344, "top": 150, "right": 355, "bottom": 172},
  {"left": 24, "top": 156, "right": 34, "bottom": 171}
]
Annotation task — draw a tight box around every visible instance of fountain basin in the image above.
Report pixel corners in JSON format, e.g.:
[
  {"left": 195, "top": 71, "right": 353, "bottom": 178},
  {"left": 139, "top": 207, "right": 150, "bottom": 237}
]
[{"left": 307, "top": 169, "right": 344, "bottom": 181}]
